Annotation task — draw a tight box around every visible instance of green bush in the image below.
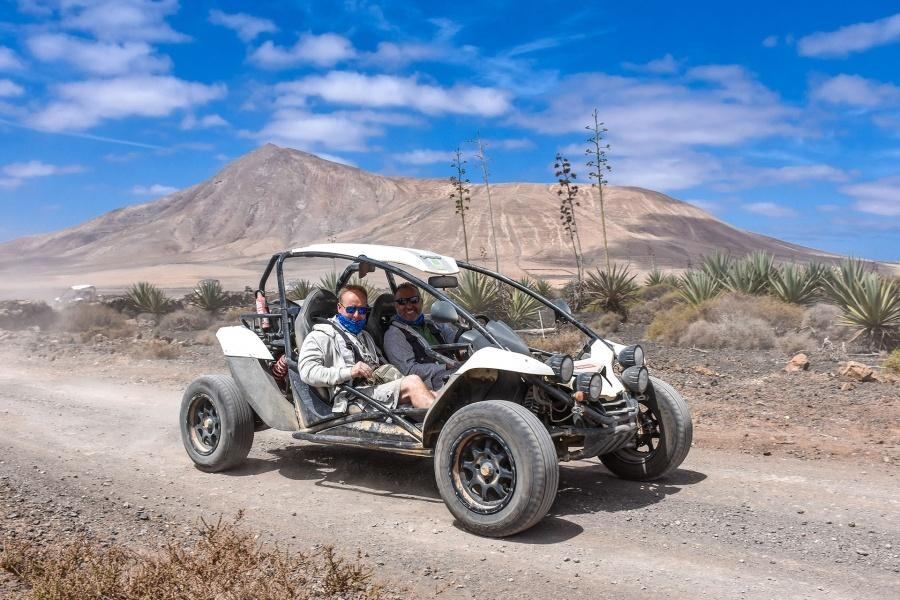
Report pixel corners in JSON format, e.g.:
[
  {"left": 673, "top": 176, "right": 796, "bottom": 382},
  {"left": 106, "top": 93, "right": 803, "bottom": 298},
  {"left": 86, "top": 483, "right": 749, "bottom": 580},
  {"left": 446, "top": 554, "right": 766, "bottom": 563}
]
[
  {"left": 189, "top": 279, "right": 230, "bottom": 313},
  {"left": 583, "top": 263, "right": 639, "bottom": 317}
]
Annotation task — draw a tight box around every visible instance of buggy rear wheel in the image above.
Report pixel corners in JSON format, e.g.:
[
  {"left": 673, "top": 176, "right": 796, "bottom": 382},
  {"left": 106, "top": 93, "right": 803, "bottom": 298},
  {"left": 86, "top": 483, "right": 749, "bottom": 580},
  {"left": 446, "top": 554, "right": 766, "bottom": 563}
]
[
  {"left": 600, "top": 376, "right": 692, "bottom": 480},
  {"left": 180, "top": 375, "right": 254, "bottom": 472},
  {"left": 434, "top": 400, "right": 558, "bottom": 537}
]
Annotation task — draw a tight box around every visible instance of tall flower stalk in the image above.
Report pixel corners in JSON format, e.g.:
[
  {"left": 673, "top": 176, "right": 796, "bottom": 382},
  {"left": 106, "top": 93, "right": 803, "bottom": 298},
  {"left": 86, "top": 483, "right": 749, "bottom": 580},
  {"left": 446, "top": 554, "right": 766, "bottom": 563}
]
[
  {"left": 586, "top": 108, "right": 612, "bottom": 273},
  {"left": 449, "top": 148, "right": 471, "bottom": 262},
  {"left": 471, "top": 134, "right": 500, "bottom": 272},
  {"left": 555, "top": 153, "right": 584, "bottom": 305}
]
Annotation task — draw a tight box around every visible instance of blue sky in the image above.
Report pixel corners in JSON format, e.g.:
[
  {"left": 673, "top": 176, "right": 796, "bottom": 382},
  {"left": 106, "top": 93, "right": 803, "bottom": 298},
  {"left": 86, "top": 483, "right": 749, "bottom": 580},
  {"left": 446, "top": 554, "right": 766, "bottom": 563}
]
[{"left": 0, "top": 1, "right": 898, "bottom": 261}]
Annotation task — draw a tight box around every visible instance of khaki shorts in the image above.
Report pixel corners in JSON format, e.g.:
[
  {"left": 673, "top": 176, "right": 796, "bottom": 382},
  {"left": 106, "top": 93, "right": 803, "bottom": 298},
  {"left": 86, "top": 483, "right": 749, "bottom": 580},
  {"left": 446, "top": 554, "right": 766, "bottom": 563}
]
[{"left": 332, "top": 379, "right": 403, "bottom": 413}]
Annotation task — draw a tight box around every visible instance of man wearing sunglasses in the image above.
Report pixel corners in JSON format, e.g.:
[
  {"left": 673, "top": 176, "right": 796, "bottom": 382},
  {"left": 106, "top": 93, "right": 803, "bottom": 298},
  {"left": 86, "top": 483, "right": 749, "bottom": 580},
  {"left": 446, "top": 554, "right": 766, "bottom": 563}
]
[
  {"left": 297, "top": 284, "right": 435, "bottom": 413},
  {"left": 383, "top": 282, "right": 460, "bottom": 391}
]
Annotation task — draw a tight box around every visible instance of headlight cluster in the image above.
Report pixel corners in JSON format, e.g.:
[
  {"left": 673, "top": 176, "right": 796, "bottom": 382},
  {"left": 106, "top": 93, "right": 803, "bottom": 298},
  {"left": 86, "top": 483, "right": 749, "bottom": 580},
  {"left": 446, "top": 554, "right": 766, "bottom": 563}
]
[
  {"left": 575, "top": 372, "right": 603, "bottom": 400},
  {"left": 545, "top": 353, "right": 574, "bottom": 382},
  {"left": 621, "top": 365, "right": 649, "bottom": 394}
]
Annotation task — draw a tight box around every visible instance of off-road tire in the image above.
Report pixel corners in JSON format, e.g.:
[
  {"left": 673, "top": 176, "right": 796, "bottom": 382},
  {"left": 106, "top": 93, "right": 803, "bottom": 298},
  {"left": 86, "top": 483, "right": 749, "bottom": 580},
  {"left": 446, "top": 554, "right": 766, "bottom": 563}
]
[
  {"left": 180, "top": 375, "right": 254, "bottom": 472},
  {"left": 600, "top": 376, "right": 692, "bottom": 481},
  {"left": 435, "top": 400, "right": 558, "bottom": 537}
]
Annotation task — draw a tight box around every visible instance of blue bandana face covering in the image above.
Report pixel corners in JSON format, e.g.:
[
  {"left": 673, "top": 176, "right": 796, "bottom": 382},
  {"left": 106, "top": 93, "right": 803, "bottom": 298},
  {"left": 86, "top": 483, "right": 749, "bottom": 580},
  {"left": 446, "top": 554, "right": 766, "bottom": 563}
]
[
  {"left": 396, "top": 313, "right": 425, "bottom": 327},
  {"left": 337, "top": 312, "right": 367, "bottom": 334}
]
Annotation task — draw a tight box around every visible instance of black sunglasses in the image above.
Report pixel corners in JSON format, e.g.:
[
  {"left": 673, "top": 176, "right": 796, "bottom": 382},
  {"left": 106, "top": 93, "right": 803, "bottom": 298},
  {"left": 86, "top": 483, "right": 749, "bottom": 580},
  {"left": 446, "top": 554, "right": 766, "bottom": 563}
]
[
  {"left": 394, "top": 295, "right": 421, "bottom": 306},
  {"left": 340, "top": 304, "right": 371, "bottom": 316}
]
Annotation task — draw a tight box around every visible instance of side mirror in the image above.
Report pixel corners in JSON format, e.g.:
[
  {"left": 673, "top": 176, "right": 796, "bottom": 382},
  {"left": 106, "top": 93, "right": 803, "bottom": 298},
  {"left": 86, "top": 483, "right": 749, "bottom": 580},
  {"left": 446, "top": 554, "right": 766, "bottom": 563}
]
[
  {"left": 429, "top": 300, "right": 459, "bottom": 323},
  {"left": 428, "top": 275, "right": 458, "bottom": 288},
  {"left": 551, "top": 298, "right": 572, "bottom": 316}
]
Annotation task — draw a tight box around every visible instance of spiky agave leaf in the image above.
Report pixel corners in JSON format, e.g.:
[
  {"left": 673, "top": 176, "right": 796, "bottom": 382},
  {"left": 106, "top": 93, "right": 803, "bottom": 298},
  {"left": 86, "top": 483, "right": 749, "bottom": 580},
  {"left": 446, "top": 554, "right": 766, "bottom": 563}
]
[
  {"left": 826, "top": 272, "right": 900, "bottom": 349},
  {"left": 449, "top": 270, "right": 502, "bottom": 317},
  {"left": 317, "top": 272, "right": 380, "bottom": 300},
  {"left": 125, "top": 281, "right": 170, "bottom": 315},
  {"left": 189, "top": 279, "right": 229, "bottom": 313},
  {"left": 824, "top": 257, "right": 872, "bottom": 304},
  {"left": 645, "top": 267, "right": 677, "bottom": 287},
  {"left": 723, "top": 251, "right": 775, "bottom": 295},
  {"left": 699, "top": 250, "right": 734, "bottom": 283},
  {"left": 317, "top": 271, "right": 340, "bottom": 294},
  {"left": 504, "top": 288, "right": 541, "bottom": 329},
  {"left": 583, "top": 263, "right": 639, "bottom": 317},
  {"left": 286, "top": 279, "right": 314, "bottom": 301},
  {"left": 769, "top": 263, "right": 820, "bottom": 306},
  {"left": 678, "top": 270, "right": 721, "bottom": 306}
]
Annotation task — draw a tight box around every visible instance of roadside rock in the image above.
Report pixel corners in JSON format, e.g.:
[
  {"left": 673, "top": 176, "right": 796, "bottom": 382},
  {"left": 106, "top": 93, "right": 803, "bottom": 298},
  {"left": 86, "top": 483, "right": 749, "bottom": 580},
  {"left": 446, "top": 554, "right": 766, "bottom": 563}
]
[
  {"left": 784, "top": 353, "right": 810, "bottom": 373},
  {"left": 839, "top": 361, "right": 876, "bottom": 382}
]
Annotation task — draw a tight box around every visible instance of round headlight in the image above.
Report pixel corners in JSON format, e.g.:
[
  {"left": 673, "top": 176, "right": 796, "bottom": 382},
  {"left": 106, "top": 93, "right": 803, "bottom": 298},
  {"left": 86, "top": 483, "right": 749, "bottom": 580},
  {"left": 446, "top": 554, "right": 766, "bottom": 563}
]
[
  {"left": 545, "top": 353, "right": 574, "bottom": 382},
  {"left": 576, "top": 372, "right": 604, "bottom": 400},
  {"left": 618, "top": 344, "right": 645, "bottom": 367},
  {"left": 621, "top": 365, "right": 649, "bottom": 394}
]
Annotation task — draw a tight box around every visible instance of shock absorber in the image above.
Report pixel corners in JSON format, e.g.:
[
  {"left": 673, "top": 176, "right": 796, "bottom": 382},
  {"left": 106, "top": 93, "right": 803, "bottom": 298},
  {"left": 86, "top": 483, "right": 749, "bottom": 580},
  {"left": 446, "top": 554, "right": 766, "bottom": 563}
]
[{"left": 271, "top": 354, "right": 288, "bottom": 381}]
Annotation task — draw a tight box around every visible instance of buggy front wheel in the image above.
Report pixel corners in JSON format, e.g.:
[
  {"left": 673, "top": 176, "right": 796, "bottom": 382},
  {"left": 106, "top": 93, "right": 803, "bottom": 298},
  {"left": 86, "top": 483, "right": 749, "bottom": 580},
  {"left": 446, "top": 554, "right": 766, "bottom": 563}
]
[
  {"left": 180, "top": 375, "right": 254, "bottom": 472},
  {"left": 434, "top": 400, "right": 558, "bottom": 537}
]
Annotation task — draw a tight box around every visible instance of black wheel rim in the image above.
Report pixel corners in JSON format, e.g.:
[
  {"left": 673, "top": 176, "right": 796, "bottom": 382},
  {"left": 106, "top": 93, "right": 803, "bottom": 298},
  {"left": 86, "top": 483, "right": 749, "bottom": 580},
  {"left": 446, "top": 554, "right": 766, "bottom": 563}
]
[
  {"left": 187, "top": 393, "right": 220, "bottom": 455},
  {"left": 448, "top": 427, "right": 516, "bottom": 515},
  {"left": 620, "top": 393, "right": 662, "bottom": 463}
]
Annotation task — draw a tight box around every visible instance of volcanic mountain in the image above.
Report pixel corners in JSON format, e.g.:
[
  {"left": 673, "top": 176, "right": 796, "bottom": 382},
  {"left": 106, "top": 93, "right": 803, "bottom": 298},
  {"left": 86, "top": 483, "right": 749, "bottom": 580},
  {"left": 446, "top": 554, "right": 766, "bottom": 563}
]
[{"left": 0, "top": 144, "right": 858, "bottom": 297}]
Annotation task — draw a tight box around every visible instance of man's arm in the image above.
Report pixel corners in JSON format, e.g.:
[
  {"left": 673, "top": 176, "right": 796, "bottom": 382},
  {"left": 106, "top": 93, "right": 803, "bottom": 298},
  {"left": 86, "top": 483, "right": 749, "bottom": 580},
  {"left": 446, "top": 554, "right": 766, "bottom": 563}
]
[
  {"left": 383, "top": 326, "right": 450, "bottom": 390},
  {"left": 297, "top": 330, "right": 353, "bottom": 387}
]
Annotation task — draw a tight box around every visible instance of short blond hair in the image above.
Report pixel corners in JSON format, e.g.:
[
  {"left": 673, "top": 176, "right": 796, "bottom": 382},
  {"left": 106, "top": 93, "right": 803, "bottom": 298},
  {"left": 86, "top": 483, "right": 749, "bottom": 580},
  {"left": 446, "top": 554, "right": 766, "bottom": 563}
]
[{"left": 338, "top": 284, "right": 368, "bottom": 305}]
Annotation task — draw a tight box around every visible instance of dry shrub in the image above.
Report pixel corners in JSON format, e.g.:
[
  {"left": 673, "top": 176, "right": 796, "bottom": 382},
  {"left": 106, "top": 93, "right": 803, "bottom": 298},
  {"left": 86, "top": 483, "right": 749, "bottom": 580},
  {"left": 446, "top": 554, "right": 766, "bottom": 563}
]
[
  {"left": 637, "top": 282, "right": 678, "bottom": 302},
  {"left": 707, "top": 293, "right": 803, "bottom": 335},
  {"left": 591, "top": 312, "right": 621, "bottom": 335},
  {"left": 631, "top": 290, "right": 683, "bottom": 325},
  {"left": 524, "top": 326, "right": 586, "bottom": 355},
  {"left": 132, "top": 339, "right": 182, "bottom": 360},
  {"left": 1, "top": 515, "right": 381, "bottom": 599},
  {"left": 801, "top": 303, "right": 852, "bottom": 341},
  {"left": 777, "top": 331, "right": 817, "bottom": 354},
  {"left": 58, "top": 304, "right": 134, "bottom": 338},
  {"left": 646, "top": 303, "right": 705, "bottom": 344},
  {"left": 884, "top": 350, "right": 900, "bottom": 375},
  {"left": 194, "top": 330, "right": 218, "bottom": 346},
  {"left": 157, "top": 307, "right": 212, "bottom": 333},
  {"left": 0, "top": 300, "right": 54, "bottom": 330},
  {"left": 679, "top": 316, "right": 775, "bottom": 349}
]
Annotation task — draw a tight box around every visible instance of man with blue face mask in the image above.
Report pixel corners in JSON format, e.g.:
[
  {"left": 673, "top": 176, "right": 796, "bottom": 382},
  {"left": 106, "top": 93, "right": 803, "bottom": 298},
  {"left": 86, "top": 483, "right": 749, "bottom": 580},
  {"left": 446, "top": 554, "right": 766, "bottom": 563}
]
[{"left": 298, "top": 284, "right": 435, "bottom": 413}]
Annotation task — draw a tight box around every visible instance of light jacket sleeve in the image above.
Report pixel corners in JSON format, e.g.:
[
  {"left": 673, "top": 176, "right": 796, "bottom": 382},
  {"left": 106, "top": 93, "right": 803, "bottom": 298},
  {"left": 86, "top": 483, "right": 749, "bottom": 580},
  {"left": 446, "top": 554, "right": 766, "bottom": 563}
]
[
  {"left": 383, "top": 325, "right": 450, "bottom": 390},
  {"left": 297, "top": 329, "right": 353, "bottom": 387}
]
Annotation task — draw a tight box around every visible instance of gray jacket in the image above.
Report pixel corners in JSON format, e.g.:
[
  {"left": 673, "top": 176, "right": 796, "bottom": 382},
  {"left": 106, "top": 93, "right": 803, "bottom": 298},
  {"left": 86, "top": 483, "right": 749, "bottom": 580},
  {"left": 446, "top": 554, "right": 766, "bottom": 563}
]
[
  {"left": 383, "top": 318, "right": 456, "bottom": 391},
  {"left": 297, "top": 317, "right": 384, "bottom": 403}
]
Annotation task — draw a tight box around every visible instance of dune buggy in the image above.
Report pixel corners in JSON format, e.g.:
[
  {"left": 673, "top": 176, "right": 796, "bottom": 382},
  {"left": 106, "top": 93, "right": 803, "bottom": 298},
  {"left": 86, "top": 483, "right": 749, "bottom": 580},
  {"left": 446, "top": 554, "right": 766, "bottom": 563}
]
[{"left": 180, "top": 244, "right": 692, "bottom": 537}]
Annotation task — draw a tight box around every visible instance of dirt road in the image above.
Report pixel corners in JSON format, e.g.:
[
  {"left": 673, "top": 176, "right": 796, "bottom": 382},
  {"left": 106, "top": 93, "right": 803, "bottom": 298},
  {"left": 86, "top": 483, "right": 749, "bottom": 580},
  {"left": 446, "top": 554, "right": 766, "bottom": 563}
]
[{"left": 1, "top": 346, "right": 897, "bottom": 599}]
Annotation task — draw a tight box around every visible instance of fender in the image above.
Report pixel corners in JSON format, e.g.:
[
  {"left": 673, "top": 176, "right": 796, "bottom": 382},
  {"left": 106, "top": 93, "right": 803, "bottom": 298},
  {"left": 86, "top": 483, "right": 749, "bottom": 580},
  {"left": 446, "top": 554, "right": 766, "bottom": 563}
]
[
  {"left": 574, "top": 339, "right": 625, "bottom": 397},
  {"left": 454, "top": 347, "right": 554, "bottom": 377},
  {"left": 216, "top": 326, "right": 274, "bottom": 360}
]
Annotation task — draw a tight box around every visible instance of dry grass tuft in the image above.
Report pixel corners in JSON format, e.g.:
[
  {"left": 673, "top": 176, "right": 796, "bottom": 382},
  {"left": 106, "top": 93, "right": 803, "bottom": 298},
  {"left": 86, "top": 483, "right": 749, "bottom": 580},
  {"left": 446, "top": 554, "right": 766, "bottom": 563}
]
[
  {"left": 707, "top": 293, "right": 803, "bottom": 335},
  {"left": 157, "top": 308, "right": 212, "bottom": 333},
  {"left": 630, "top": 290, "right": 683, "bottom": 325},
  {"left": 646, "top": 303, "right": 706, "bottom": 344},
  {"left": 131, "top": 339, "right": 182, "bottom": 360},
  {"left": 885, "top": 350, "right": 900, "bottom": 376},
  {"left": 776, "top": 331, "right": 818, "bottom": 355},
  {"left": 524, "top": 326, "right": 587, "bottom": 355},
  {"left": 1, "top": 514, "right": 382, "bottom": 599},
  {"left": 801, "top": 303, "right": 852, "bottom": 341},
  {"left": 57, "top": 304, "right": 134, "bottom": 339},
  {"left": 591, "top": 312, "right": 621, "bottom": 335},
  {"left": 679, "top": 316, "right": 775, "bottom": 350}
]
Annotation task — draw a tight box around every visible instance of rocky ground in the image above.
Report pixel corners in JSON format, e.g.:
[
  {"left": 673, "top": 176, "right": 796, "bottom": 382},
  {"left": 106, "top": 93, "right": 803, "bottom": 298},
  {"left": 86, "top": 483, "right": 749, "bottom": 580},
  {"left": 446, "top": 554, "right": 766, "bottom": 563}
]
[{"left": 1, "top": 321, "right": 898, "bottom": 599}]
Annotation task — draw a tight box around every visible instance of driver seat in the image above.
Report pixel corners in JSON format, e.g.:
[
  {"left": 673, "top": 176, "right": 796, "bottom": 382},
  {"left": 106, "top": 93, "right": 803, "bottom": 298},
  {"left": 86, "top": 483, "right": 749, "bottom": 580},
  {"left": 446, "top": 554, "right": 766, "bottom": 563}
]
[{"left": 295, "top": 287, "right": 338, "bottom": 344}]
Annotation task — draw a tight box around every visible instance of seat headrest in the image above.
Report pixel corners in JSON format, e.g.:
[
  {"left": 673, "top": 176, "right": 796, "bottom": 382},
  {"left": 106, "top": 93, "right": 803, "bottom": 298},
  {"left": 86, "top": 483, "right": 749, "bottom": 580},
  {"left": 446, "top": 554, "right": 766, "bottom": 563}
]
[
  {"left": 296, "top": 288, "right": 338, "bottom": 343},
  {"left": 365, "top": 291, "right": 396, "bottom": 347}
]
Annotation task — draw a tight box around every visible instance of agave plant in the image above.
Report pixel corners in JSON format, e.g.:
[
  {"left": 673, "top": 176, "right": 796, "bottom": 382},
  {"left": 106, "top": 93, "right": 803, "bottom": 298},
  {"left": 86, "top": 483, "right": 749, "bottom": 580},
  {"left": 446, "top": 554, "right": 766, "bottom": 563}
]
[
  {"left": 317, "top": 271, "right": 341, "bottom": 294},
  {"left": 769, "top": 263, "right": 821, "bottom": 306},
  {"left": 449, "top": 270, "right": 502, "bottom": 317},
  {"left": 699, "top": 250, "right": 734, "bottom": 282},
  {"left": 678, "top": 270, "right": 721, "bottom": 306},
  {"left": 518, "top": 275, "right": 555, "bottom": 300},
  {"left": 317, "top": 272, "right": 381, "bottom": 300},
  {"left": 825, "top": 272, "right": 900, "bottom": 349},
  {"left": 823, "top": 257, "right": 872, "bottom": 304},
  {"left": 723, "top": 251, "right": 775, "bottom": 295},
  {"left": 125, "top": 281, "right": 170, "bottom": 315},
  {"left": 504, "top": 288, "right": 541, "bottom": 329},
  {"left": 286, "top": 278, "right": 314, "bottom": 301},
  {"left": 644, "top": 267, "right": 677, "bottom": 287},
  {"left": 189, "top": 279, "right": 230, "bottom": 313},
  {"left": 583, "top": 263, "right": 639, "bottom": 317}
]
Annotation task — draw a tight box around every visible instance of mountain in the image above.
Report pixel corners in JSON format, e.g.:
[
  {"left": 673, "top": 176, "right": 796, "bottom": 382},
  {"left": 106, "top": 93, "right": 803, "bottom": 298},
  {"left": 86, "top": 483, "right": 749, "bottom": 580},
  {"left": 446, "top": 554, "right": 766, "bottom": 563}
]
[{"left": 0, "top": 144, "right": 878, "bottom": 298}]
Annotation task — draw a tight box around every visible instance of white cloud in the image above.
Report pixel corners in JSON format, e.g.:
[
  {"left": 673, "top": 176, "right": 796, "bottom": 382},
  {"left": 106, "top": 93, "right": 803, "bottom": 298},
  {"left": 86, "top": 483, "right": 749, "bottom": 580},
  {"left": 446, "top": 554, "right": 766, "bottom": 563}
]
[
  {"left": 0, "top": 47, "right": 25, "bottom": 71},
  {"left": 29, "top": 75, "right": 226, "bottom": 131},
  {"left": 2, "top": 160, "right": 84, "bottom": 178},
  {"left": 208, "top": 9, "right": 276, "bottom": 42},
  {"left": 254, "top": 108, "right": 383, "bottom": 152},
  {"left": 364, "top": 41, "right": 445, "bottom": 68},
  {"left": 132, "top": 183, "right": 177, "bottom": 196},
  {"left": 0, "top": 79, "right": 24, "bottom": 97},
  {"left": 760, "top": 164, "right": 849, "bottom": 184},
  {"left": 798, "top": 13, "right": 900, "bottom": 57},
  {"left": 623, "top": 54, "right": 679, "bottom": 74},
  {"left": 27, "top": 33, "right": 170, "bottom": 75},
  {"left": 277, "top": 71, "right": 510, "bottom": 116},
  {"left": 610, "top": 151, "right": 725, "bottom": 191},
  {"left": 180, "top": 113, "right": 229, "bottom": 130},
  {"left": 60, "top": 0, "right": 188, "bottom": 43},
  {"left": 394, "top": 149, "right": 454, "bottom": 165},
  {"left": 742, "top": 202, "right": 798, "bottom": 218},
  {"left": 841, "top": 177, "right": 900, "bottom": 216},
  {"left": 487, "top": 137, "right": 535, "bottom": 151},
  {"left": 762, "top": 35, "right": 779, "bottom": 48},
  {"left": 810, "top": 74, "right": 900, "bottom": 108},
  {"left": 249, "top": 33, "right": 356, "bottom": 69}
]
